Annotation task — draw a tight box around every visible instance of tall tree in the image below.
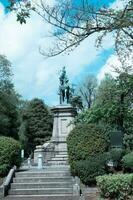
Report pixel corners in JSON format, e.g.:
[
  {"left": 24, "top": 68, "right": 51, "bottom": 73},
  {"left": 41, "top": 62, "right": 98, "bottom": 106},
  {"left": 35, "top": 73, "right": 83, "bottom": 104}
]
[
  {"left": 74, "top": 72, "right": 133, "bottom": 149},
  {"left": 19, "top": 98, "right": 53, "bottom": 153},
  {"left": 0, "top": 55, "right": 19, "bottom": 139}
]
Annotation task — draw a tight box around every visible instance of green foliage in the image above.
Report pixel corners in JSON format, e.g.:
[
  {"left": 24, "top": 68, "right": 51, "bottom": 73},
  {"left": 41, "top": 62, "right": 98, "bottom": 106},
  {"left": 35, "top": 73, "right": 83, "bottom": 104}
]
[
  {"left": 123, "top": 110, "right": 133, "bottom": 150},
  {"left": 107, "top": 148, "right": 124, "bottom": 166},
  {"left": 67, "top": 123, "right": 109, "bottom": 163},
  {"left": 74, "top": 72, "right": 133, "bottom": 151},
  {"left": 122, "top": 152, "right": 133, "bottom": 170},
  {"left": 18, "top": 121, "right": 28, "bottom": 150},
  {"left": 17, "top": 11, "right": 30, "bottom": 24},
  {"left": 67, "top": 123, "right": 109, "bottom": 184},
  {"left": 0, "top": 54, "right": 12, "bottom": 82},
  {"left": 8, "top": 1, "right": 34, "bottom": 24},
  {"left": 70, "top": 95, "right": 83, "bottom": 111},
  {"left": 72, "top": 154, "right": 108, "bottom": 185},
  {"left": 0, "top": 55, "right": 20, "bottom": 139},
  {"left": 19, "top": 98, "right": 53, "bottom": 153},
  {"left": 0, "top": 136, "right": 21, "bottom": 176},
  {"left": 93, "top": 74, "right": 124, "bottom": 128},
  {"left": 74, "top": 75, "right": 118, "bottom": 126},
  {"left": 97, "top": 174, "right": 133, "bottom": 200}
]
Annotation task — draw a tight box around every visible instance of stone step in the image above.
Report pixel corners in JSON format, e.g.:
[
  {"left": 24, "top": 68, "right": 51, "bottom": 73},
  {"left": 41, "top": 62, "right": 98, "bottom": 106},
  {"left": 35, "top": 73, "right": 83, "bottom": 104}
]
[
  {"left": 9, "top": 188, "right": 73, "bottom": 195},
  {"left": 15, "top": 171, "right": 70, "bottom": 177},
  {"left": 48, "top": 157, "right": 68, "bottom": 161},
  {"left": 56, "top": 154, "right": 68, "bottom": 156},
  {"left": 11, "top": 182, "right": 72, "bottom": 189},
  {"left": 4, "top": 194, "right": 79, "bottom": 200},
  {"left": 55, "top": 155, "right": 68, "bottom": 158},
  {"left": 46, "top": 165, "right": 70, "bottom": 168},
  {"left": 47, "top": 161, "right": 68, "bottom": 165},
  {"left": 44, "top": 166, "right": 70, "bottom": 170},
  {"left": 57, "top": 152, "right": 68, "bottom": 155},
  {"left": 13, "top": 177, "right": 72, "bottom": 183}
]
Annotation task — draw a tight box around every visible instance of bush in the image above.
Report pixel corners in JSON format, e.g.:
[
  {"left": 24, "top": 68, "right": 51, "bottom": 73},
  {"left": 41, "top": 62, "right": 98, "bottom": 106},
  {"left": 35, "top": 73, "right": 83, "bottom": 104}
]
[
  {"left": 97, "top": 174, "right": 133, "bottom": 200},
  {"left": 107, "top": 148, "right": 124, "bottom": 167},
  {"left": 0, "top": 136, "right": 21, "bottom": 176},
  {"left": 122, "top": 152, "right": 133, "bottom": 171},
  {"left": 72, "top": 154, "right": 108, "bottom": 185},
  {"left": 109, "top": 148, "right": 123, "bottom": 162},
  {"left": 67, "top": 123, "right": 109, "bottom": 163}
]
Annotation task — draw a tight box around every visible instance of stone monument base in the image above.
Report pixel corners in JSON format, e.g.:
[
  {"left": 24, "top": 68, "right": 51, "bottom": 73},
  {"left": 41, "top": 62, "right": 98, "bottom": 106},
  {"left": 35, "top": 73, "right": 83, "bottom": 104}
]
[
  {"left": 34, "top": 104, "right": 76, "bottom": 164},
  {"left": 51, "top": 104, "right": 76, "bottom": 152}
]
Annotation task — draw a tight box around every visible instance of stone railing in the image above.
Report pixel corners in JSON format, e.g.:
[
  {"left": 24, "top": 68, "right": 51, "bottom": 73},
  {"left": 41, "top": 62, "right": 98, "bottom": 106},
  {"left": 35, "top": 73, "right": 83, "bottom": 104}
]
[{"left": 0, "top": 166, "right": 16, "bottom": 197}]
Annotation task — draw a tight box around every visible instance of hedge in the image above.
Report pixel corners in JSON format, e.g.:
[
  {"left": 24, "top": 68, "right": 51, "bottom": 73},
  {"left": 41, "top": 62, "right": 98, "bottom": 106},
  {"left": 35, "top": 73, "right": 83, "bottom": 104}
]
[
  {"left": 122, "top": 151, "right": 133, "bottom": 171},
  {"left": 0, "top": 136, "right": 21, "bottom": 176},
  {"left": 67, "top": 124, "right": 109, "bottom": 185},
  {"left": 97, "top": 174, "right": 133, "bottom": 200},
  {"left": 67, "top": 123, "right": 109, "bottom": 163},
  {"left": 72, "top": 154, "right": 109, "bottom": 185}
]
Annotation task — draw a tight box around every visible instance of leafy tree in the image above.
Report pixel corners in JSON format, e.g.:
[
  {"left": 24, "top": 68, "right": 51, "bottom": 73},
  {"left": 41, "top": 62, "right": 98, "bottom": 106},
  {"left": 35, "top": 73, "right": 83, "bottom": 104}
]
[
  {"left": 0, "top": 55, "right": 19, "bottom": 139},
  {"left": 75, "top": 71, "right": 133, "bottom": 149},
  {"left": 18, "top": 121, "right": 28, "bottom": 150},
  {"left": 94, "top": 74, "right": 118, "bottom": 126},
  {"left": 18, "top": 100, "right": 31, "bottom": 153},
  {"left": 8, "top": 0, "right": 133, "bottom": 64},
  {"left": 0, "top": 55, "right": 12, "bottom": 84},
  {"left": 19, "top": 98, "right": 53, "bottom": 153}
]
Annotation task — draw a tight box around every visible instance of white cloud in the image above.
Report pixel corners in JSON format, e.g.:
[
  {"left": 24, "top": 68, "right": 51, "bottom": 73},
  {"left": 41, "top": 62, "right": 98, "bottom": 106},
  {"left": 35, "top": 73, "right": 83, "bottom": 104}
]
[
  {"left": 97, "top": 53, "right": 133, "bottom": 81},
  {"left": 97, "top": 55, "right": 122, "bottom": 81},
  {"left": 0, "top": 2, "right": 114, "bottom": 105},
  {"left": 109, "top": 0, "right": 128, "bottom": 9}
]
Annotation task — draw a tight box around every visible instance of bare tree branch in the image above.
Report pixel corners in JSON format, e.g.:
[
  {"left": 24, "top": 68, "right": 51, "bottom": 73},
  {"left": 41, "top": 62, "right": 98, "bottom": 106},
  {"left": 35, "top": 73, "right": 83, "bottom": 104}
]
[{"left": 8, "top": 0, "right": 133, "bottom": 62}]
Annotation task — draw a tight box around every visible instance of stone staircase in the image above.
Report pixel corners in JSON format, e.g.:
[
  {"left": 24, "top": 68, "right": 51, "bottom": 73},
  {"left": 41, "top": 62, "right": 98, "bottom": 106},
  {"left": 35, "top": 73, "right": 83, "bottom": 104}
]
[
  {"left": 3, "top": 152, "right": 79, "bottom": 200},
  {"left": 47, "top": 151, "right": 68, "bottom": 166}
]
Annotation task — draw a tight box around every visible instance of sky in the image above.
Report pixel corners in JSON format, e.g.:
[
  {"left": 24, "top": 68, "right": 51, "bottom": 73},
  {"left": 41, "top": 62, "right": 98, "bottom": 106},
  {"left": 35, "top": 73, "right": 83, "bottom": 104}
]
[{"left": 0, "top": 0, "right": 123, "bottom": 105}]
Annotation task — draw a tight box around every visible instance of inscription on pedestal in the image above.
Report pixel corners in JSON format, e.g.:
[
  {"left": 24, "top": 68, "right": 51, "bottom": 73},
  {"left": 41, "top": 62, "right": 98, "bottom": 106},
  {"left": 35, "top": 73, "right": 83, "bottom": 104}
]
[{"left": 61, "top": 119, "right": 67, "bottom": 134}]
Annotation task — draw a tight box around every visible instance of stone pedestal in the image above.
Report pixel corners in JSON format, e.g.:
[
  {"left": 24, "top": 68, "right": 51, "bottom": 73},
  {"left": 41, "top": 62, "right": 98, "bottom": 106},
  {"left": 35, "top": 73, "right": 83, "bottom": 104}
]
[
  {"left": 51, "top": 104, "right": 76, "bottom": 152},
  {"left": 34, "top": 104, "right": 76, "bottom": 164}
]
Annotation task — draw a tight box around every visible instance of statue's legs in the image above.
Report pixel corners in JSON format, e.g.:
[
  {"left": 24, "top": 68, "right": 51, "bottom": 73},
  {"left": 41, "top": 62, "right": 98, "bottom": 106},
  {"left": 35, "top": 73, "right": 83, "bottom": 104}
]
[
  {"left": 62, "top": 90, "right": 65, "bottom": 102},
  {"left": 60, "top": 95, "right": 62, "bottom": 104}
]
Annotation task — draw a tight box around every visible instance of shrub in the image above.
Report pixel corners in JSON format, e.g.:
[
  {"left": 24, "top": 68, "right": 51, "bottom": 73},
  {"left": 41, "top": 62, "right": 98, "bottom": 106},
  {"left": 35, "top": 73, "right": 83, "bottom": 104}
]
[
  {"left": 122, "top": 152, "right": 133, "bottom": 171},
  {"left": 109, "top": 148, "right": 123, "bottom": 161},
  {"left": 0, "top": 136, "right": 21, "bottom": 176},
  {"left": 97, "top": 174, "right": 133, "bottom": 200},
  {"left": 67, "top": 123, "right": 109, "bottom": 163},
  {"left": 107, "top": 148, "right": 124, "bottom": 167},
  {"left": 71, "top": 154, "right": 109, "bottom": 185}
]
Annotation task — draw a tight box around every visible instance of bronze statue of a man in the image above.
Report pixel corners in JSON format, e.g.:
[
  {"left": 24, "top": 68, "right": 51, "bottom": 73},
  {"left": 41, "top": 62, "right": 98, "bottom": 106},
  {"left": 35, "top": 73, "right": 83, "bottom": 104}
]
[{"left": 59, "top": 67, "right": 73, "bottom": 104}]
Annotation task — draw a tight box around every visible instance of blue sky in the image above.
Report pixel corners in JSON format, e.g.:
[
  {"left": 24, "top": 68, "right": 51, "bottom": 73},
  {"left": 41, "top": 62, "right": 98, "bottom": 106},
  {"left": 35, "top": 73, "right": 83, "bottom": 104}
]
[
  {"left": 0, "top": 0, "right": 122, "bottom": 105},
  {"left": 0, "top": 0, "right": 8, "bottom": 5}
]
